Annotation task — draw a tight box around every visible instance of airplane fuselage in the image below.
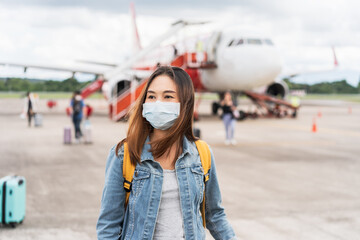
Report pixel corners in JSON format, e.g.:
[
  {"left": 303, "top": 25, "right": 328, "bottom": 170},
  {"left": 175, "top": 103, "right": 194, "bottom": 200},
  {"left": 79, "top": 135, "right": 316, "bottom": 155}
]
[{"left": 113, "top": 28, "right": 283, "bottom": 94}]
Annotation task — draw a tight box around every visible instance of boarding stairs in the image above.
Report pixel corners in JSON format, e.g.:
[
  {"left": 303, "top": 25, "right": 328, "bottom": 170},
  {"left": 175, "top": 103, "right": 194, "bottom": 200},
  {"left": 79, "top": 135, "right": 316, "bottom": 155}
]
[
  {"left": 80, "top": 77, "right": 105, "bottom": 99},
  {"left": 242, "top": 91, "right": 299, "bottom": 119},
  {"left": 171, "top": 52, "right": 217, "bottom": 69}
]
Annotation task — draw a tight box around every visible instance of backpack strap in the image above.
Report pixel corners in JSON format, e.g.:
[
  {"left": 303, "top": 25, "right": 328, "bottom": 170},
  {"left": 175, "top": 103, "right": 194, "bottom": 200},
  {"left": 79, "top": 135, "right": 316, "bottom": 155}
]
[
  {"left": 123, "top": 142, "right": 136, "bottom": 208},
  {"left": 195, "top": 140, "right": 211, "bottom": 228}
]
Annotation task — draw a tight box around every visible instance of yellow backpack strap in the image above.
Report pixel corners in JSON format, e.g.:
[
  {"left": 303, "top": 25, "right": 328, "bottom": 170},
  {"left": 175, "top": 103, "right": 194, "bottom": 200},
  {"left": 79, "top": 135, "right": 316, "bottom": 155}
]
[
  {"left": 122, "top": 142, "right": 136, "bottom": 208},
  {"left": 195, "top": 140, "right": 211, "bottom": 228}
]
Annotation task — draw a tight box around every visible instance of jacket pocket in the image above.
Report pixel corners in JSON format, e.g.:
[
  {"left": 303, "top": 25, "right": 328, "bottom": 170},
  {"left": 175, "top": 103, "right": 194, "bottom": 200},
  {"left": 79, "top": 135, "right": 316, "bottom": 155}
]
[{"left": 131, "top": 170, "right": 151, "bottom": 197}]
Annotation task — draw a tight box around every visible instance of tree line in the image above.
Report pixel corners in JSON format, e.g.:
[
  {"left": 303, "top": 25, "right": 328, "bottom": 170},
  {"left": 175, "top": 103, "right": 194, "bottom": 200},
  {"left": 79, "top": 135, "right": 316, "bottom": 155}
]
[
  {"left": 283, "top": 79, "right": 360, "bottom": 94},
  {"left": 0, "top": 78, "right": 91, "bottom": 92},
  {"left": 0, "top": 77, "right": 359, "bottom": 94}
]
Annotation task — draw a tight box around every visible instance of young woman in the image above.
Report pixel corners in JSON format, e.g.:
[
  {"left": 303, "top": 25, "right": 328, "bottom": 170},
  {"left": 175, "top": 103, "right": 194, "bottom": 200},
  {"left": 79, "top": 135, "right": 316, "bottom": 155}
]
[
  {"left": 97, "top": 66, "right": 237, "bottom": 240},
  {"left": 220, "top": 92, "right": 237, "bottom": 145}
]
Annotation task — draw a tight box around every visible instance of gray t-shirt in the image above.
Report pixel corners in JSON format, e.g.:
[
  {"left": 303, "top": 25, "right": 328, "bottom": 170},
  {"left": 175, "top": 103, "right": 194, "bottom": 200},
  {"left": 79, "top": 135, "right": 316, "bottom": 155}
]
[{"left": 153, "top": 169, "right": 185, "bottom": 239}]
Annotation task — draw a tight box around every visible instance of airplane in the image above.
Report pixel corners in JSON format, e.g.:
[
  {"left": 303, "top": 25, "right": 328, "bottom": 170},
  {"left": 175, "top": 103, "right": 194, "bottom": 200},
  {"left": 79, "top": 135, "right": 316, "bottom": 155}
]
[{"left": 0, "top": 4, "right": 298, "bottom": 121}]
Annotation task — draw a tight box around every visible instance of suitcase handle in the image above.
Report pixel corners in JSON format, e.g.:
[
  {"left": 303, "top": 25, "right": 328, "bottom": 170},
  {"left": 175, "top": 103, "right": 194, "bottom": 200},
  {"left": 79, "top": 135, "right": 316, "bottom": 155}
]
[{"left": 18, "top": 179, "right": 24, "bottom": 186}]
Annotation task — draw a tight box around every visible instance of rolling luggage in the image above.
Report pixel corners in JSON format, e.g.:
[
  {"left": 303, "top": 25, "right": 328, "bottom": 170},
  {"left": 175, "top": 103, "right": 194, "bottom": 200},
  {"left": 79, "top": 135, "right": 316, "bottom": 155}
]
[
  {"left": 83, "top": 120, "right": 92, "bottom": 144},
  {"left": 34, "top": 113, "right": 42, "bottom": 127},
  {"left": 64, "top": 127, "right": 72, "bottom": 144},
  {"left": 0, "top": 176, "right": 26, "bottom": 228}
]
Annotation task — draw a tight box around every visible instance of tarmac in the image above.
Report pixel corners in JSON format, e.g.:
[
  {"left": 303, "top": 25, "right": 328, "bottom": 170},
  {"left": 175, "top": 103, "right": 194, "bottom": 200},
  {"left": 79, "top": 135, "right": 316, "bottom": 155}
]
[{"left": 0, "top": 97, "right": 360, "bottom": 240}]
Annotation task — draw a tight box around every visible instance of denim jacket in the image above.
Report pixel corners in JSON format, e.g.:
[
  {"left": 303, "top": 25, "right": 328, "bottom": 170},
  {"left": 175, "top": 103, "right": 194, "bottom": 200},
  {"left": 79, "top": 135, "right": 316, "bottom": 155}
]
[{"left": 97, "top": 137, "right": 237, "bottom": 240}]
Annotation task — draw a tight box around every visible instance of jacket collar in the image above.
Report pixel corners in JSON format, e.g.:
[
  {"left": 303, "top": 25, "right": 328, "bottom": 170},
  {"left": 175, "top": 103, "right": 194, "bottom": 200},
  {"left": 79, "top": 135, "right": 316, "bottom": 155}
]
[{"left": 140, "top": 135, "right": 195, "bottom": 163}]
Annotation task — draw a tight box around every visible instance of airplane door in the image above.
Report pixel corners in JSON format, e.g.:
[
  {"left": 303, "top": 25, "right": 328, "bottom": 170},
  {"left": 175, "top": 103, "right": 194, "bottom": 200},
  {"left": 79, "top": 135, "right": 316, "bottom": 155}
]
[
  {"left": 206, "top": 31, "right": 222, "bottom": 63},
  {"left": 113, "top": 79, "right": 131, "bottom": 98}
]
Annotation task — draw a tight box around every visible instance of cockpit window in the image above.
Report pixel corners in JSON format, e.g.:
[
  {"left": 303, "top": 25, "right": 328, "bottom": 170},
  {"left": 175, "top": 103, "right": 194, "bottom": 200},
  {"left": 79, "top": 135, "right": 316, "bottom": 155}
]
[
  {"left": 228, "top": 40, "right": 235, "bottom": 47},
  {"left": 264, "top": 39, "right": 274, "bottom": 45},
  {"left": 247, "top": 38, "right": 262, "bottom": 45},
  {"left": 237, "top": 39, "right": 244, "bottom": 45},
  {"left": 228, "top": 38, "right": 270, "bottom": 47}
]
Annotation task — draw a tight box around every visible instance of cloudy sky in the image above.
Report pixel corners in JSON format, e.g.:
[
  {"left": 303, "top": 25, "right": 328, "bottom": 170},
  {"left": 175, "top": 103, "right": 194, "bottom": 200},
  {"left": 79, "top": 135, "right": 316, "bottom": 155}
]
[{"left": 0, "top": 0, "right": 359, "bottom": 85}]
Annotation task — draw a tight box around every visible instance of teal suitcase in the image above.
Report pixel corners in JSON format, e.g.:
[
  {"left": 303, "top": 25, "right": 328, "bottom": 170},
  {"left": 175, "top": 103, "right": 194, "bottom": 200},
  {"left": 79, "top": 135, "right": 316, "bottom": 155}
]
[{"left": 0, "top": 176, "right": 26, "bottom": 227}]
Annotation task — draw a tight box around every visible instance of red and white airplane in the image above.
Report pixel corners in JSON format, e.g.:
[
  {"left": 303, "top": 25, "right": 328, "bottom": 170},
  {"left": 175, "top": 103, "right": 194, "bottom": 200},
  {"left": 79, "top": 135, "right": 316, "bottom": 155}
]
[{"left": 1, "top": 5, "right": 298, "bottom": 121}]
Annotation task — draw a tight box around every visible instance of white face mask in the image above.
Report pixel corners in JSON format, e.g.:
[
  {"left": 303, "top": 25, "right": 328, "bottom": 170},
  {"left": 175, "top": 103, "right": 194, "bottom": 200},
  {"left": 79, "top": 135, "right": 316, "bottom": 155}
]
[
  {"left": 75, "top": 95, "right": 82, "bottom": 101},
  {"left": 142, "top": 101, "right": 180, "bottom": 130}
]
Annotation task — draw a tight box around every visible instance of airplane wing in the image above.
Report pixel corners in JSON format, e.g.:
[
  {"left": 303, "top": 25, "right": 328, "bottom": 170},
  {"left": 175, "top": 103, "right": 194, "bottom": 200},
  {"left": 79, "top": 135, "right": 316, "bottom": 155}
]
[
  {"left": 281, "top": 69, "right": 339, "bottom": 78},
  {"left": 1, "top": 18, "right": 206, "bottom": 81},
  {"left": 0, "top": 17, "right": 207, "bottom": 85},
  {"left": 105, "top": 20, "right": 207, "bottom": 81},
  {"left": 0, "top": 61, "right": 106, "bottom": 76},
  {"left": 76, "top": 60, "right": 117, "bottom": 67},
  {"left": 282, "top": 46, "right": 343, "bottom": 78}
]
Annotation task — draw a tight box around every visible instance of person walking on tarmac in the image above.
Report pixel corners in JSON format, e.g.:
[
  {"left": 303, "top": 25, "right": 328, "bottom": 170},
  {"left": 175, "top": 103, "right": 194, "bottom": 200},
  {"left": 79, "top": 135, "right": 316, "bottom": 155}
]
[
  {"left": 24, "top": 92, "right": 35, "bottom": 127},
  {"left": 220, "top": 91, "right": 237, "bottom": 145},
  {"left": 70, "top": 91, "right": 85, "bottom": 143}
]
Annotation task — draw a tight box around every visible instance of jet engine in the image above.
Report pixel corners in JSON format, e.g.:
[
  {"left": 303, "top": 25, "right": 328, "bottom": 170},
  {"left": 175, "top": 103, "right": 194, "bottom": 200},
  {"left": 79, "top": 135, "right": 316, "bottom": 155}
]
[{"left": 265, "top": 80, "right": 289, "bottom": 99}]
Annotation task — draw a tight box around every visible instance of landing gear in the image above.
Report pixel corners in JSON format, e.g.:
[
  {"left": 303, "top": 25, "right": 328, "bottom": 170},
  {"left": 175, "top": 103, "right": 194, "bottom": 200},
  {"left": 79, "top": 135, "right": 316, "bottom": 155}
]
[
  {"left": 237, "top": 110, "right": 246, "bottom": 121},
  {"left": 242, "top": 90, "right": 299, "bottom": 119},
  {"left": 212, "top": 102, "right": 219, "bottom": 115},
  {"left": 231, "top": 92, "right": 240, "bottom": 106}
]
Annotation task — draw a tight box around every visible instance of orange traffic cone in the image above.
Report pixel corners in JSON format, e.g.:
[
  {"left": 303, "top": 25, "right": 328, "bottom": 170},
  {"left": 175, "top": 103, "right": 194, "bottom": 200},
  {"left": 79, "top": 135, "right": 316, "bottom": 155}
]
[
  {"left": 312, "top": 118, "right": 317, "bottom": 133},
  {"left": 349, "top": 106, "right": 352, "bottom": 114}
]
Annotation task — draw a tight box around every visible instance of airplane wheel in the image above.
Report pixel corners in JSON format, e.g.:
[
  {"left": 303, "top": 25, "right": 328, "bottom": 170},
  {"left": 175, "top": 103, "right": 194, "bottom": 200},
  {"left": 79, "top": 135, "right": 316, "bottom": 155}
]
[
  {"left": 250, "top": 113, "right": 258, "bottom": 119},
  {"left": 238, "top": 110, "right": 246, "bottom": 121},
  {"left": 212, "top": 102, "right": 219, "bottom": 115}
]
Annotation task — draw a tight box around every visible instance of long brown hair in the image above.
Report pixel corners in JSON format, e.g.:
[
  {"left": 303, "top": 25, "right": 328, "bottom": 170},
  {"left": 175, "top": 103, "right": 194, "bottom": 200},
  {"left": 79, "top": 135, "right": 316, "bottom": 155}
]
[{"left": 116, "top": 66, "right": 197, "bottom": 165}]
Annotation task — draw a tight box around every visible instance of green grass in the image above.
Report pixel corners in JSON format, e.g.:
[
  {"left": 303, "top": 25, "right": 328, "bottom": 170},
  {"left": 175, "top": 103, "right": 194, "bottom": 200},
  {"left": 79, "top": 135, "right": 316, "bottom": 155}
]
[
  {"left": 0, "top": 92, "right": 104, "bottom": 99},
  {"left": 303, "top": 94, "right": 360, "bottom": 103}
]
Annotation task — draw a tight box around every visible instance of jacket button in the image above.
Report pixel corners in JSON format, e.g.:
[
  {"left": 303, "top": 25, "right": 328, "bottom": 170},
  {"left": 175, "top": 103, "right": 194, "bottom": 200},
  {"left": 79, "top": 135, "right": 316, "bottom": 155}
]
[{"left": 135, "top": 171, "right": 138, "bottom": 177}]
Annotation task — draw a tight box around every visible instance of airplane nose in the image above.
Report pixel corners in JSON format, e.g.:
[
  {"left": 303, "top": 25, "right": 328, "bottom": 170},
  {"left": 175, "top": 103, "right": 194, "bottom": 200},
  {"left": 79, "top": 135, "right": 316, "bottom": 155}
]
[
  {"left": 260, "top": 48, "right": 282, "bottom": 76},
  {"left": 233, "top": 47, "right": 282, "bottom": 88}
]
